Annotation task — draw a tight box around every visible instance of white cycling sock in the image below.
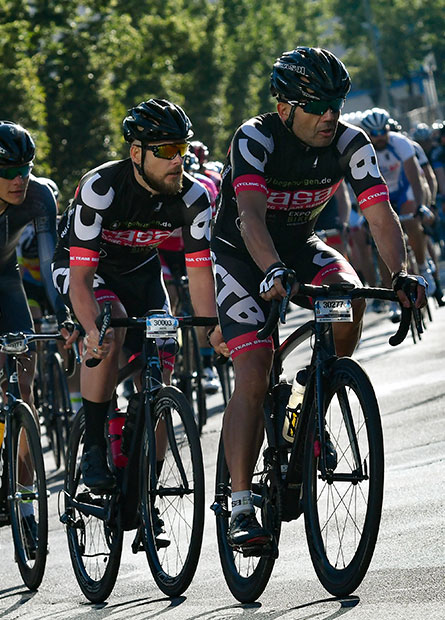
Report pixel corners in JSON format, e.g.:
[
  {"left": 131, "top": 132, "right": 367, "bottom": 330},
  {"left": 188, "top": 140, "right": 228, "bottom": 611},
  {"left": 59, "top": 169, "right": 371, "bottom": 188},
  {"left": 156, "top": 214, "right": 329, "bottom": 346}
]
[{"left": 231, "top": 490, "right": 253, "bottom": 521}]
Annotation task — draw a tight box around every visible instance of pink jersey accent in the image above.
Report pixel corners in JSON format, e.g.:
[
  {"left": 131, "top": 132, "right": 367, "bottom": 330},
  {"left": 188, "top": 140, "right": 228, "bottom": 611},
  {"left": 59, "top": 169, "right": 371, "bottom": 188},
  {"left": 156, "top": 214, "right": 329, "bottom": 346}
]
[
  {"left": 185, "top": 249, "right": 212, "bottom": 267},
  {"left": 358, "top": 184, "right": 389, "bottom": 209},
  {"left": 158, "top": 228, "right": 184, "bottom": 252},
  {"left": 311, "top": 260, "right": 359, "bottom": 286},
  {"left": 233, "top": 174, "right": 268, "bottom": 196},
  {"left": 228, "top": 330, "right": 273, "bottom": 360},
  {"left": 94, "top": 289, "right": 120, "bottom": 304},
  {"left": 70, "top": 246, "right": 99, "bottom": 266}
]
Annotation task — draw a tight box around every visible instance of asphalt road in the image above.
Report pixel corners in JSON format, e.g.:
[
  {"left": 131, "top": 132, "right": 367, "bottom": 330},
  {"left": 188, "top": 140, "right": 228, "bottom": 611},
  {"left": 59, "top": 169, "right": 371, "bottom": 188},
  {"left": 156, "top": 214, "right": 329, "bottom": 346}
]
[{"left": 1, "top": 277, "right": 444, "bottom": 620}]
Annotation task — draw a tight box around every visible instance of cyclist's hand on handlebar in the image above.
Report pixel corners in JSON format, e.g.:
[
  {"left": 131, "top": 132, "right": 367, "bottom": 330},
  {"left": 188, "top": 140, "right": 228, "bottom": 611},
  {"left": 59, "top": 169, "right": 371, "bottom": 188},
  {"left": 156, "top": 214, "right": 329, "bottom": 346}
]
[
  {"left": 260, "top": 262, "right": 297, "bottom": 301},
  {"left": 59, "top": 320, "right": 81, "bottom": 350},
  {"left": 392, "top": 271, "right": 427, "bottom": 309},
  {"left": 83, "top": 327, "right": 114, "bottom": 361},
  {"left": 208, "top": 325, "right": 230, "bottom": 358}
]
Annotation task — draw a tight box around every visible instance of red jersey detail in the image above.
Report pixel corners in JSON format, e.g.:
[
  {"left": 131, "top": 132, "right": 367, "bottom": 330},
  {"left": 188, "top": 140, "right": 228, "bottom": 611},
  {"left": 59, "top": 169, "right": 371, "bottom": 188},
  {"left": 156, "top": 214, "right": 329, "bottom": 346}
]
[
  {"left": 158, "top": 228, "right": 184, "bottom": 252},
  {"left": 185, "top": 249, "right": 212, "bottom": 267},
  {"left": 357, "top": 184, "right": 389, "bottom": 209},
  {"left": 266, "top": 181, "right": 341, "bottom": 211},
  {"left": 101, "top": 228, "right": 171, "bottom": 247},
  {"left": 70, "top": 246, "right": 99, "bottom": 266},
  {"left": 233, "top": 174, "right": 267, "bottom": 196},
  {"left": 228, "top": 330, "right": 273, "bottom": 360}
]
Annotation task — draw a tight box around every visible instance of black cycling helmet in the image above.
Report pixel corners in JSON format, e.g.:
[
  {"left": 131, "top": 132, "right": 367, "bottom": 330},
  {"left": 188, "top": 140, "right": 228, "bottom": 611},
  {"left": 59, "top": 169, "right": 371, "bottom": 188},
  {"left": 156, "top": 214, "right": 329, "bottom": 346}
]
[
  {"left": 0, "top": 121, "right": 35, "bottom": 166},
  {"left": 122, "top": 98, "right": 193, "bottom": 144},
  {"left": 270, "top": 47, "right": 351, "bottom": 104}
]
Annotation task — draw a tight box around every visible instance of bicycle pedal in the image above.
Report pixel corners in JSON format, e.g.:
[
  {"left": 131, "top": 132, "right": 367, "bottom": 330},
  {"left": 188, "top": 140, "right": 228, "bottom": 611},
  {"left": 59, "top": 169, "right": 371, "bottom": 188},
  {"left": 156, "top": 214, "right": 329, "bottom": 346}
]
[{"left": 239, "top": 542, "right": 276, "bottom": 558}]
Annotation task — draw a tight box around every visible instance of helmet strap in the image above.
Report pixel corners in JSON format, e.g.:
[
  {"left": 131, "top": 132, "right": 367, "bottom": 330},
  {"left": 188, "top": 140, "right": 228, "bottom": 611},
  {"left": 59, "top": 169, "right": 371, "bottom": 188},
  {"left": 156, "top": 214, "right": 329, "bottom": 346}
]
[
  {"left": 285, "top": 104, "right": 297, "bottom": 131},
  {"left": 134, "top": 145, "right": 153, "bottom": 189}
]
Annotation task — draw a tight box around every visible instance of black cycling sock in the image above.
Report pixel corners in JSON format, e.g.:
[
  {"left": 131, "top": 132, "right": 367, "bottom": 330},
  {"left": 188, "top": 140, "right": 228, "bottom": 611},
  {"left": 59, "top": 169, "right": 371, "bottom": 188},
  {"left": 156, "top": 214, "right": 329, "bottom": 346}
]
[{"left": 82, "top": 398, "right": 111, "bottom": 451}]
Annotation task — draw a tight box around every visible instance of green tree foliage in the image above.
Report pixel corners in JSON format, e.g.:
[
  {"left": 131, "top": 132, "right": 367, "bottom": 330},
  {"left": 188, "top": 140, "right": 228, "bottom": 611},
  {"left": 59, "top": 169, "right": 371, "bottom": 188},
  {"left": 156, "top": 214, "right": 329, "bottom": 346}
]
[
  {"left": 322, "top": 0, "right": 445, "bottom": 103},
  {"left": 0, "top": 0, "right": 442, "bottom": 199}
]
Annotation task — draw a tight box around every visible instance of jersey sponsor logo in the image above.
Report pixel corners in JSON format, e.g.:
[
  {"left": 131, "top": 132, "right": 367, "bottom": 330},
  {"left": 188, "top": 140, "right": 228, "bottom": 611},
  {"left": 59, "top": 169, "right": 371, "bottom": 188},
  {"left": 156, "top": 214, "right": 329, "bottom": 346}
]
[
  {"left": 358, "top": 184, "right": 389, "bottom": 209},
  {"left": 185, "top": 249, "right": 211, "bottom": 267},
  {"left": 266, "top": 182, "right": 341, "bottom": 211},
  {"left": 233, "top": 174, "right": 268, "bottom": 196},
  {"left": 69, "top": 246, "right": 100, "bottom": 266},
  {"left": 101, "top": 228, "right": 171, "bottom": 247}
]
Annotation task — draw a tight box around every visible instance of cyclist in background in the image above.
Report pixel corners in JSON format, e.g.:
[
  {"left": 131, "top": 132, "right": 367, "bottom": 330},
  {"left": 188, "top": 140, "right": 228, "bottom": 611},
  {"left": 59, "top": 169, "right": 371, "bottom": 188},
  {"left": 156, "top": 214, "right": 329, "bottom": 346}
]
[
  {"left": 210, "top": 47, "right": 426, "bottom": 548},
  {"left": 158, "top": 151, "right": 220, "bottom": 394},
  {"left": 360, "top": 108, "right": 435, "bottom": 296},
  {"left": 0, "top": 122, "right": 72, "bottom": 405},
  {"left": 52, "top": 99, "right": 226, "bottom": 490},
  {"left": 0, "top": 121, "right": 73, "bottom": 531}
]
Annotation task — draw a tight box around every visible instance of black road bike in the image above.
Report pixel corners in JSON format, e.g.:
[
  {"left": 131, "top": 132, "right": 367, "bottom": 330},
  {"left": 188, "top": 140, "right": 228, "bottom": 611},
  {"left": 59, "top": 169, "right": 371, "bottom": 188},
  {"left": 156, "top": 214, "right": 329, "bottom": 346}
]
[
  {"left": 0, "top": 330, "right": 63, "bottom": 589},
  {"left": 34, "top": 315, "right": 76, "bottom": 470},
  {"left": 60, "top": 303, "right": 216, "bottom": 602},
  {"left": 212, "top": 280, "right": 419, "bottom": 603}
]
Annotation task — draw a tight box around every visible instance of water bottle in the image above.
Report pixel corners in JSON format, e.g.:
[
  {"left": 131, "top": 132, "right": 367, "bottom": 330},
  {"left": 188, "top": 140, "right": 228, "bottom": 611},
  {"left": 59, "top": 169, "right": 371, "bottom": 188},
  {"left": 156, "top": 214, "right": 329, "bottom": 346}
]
[
  {"left": 108, "top": 408, "right": 128, "bottom": 468},
  {"left": 282, "top": 369, "right": 306, "bottom": 444}
]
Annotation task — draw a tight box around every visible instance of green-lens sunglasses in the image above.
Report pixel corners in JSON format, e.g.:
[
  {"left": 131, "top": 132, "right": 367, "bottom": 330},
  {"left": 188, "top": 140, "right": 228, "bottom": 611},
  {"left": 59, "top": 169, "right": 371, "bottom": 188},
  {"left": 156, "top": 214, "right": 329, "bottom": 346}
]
[{"left": 0, "top": 163, "right": 33, "bottom": 180}]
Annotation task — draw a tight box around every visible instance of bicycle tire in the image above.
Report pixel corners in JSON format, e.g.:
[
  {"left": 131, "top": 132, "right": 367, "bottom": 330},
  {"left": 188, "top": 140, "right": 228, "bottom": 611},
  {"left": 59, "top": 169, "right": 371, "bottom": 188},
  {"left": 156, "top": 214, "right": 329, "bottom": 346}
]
[
  {"left": 181, "top": 327, "right": 207, "bottom": 434},
  {"left": 49, "top": 352, "right": 72, "bottom": 469},
  {"left": 64, "top": 409, "right": 123, "bottom": 603},
  {"left": 8, "top": 402, "right": 48, "bottom": 590},
  {"left": 140, "top": 385, "right": 205, "bottom": 597},
  {"left": 213, "top": 436, "right": 281, "bottom": 603},
  {"left": 303, "top": 357, "right": 384, "bottom": 596}
]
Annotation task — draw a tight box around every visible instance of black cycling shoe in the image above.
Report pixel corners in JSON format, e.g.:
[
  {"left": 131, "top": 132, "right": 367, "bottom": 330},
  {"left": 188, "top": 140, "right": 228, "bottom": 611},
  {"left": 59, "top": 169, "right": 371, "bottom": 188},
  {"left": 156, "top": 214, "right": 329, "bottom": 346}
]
[
  {"left": 81, "top": 445, "right": 115, "bottom": 491},
  {"left": 227, "top": 512, "right": 272, "bottom": 548},
  {"left": 21, "top": 514, "right": 38, "bottom": 560},
  {"left": 153, "top": 506, "right": 170, "bottom": 549}
]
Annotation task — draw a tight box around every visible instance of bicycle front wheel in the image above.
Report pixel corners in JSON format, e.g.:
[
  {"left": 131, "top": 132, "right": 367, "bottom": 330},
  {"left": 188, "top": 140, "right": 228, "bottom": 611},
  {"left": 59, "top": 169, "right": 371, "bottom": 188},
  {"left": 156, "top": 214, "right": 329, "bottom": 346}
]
[
  {"left": 64, "top": 409, "right": 123, "bottom": 603},
  {"left": 213, "top": 436, "right": 281, "bottom": 603},
  {"left": 140, "top": 386, "right": 205, "bottom": 597},
  {"left": 303, "top": 357, "right": 384, "bottom": 596},
  {"left": 8, "top": 403, "right": 48, "bottom": 590}
]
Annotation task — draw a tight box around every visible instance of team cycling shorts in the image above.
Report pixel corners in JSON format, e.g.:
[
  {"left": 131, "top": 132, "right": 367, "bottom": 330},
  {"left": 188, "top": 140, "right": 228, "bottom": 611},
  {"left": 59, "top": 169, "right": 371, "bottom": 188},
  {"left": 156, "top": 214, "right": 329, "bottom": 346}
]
[
  {"left": 52, "top": 255, "right": 175, "bottom": 370},
  {"left": 212, "top": 234, "right": 360, "bottom": 360}
]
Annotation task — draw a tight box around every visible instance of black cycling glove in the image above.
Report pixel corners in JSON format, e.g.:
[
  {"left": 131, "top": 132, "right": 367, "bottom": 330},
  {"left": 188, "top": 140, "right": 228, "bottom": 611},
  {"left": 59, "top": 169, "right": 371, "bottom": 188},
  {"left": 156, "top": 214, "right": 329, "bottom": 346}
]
[
  {"left": 259, "top": 261, "right": 287, "bottom": 295},
  {"left": 392, "top": 270, "right": 427, "bottom": 296}
]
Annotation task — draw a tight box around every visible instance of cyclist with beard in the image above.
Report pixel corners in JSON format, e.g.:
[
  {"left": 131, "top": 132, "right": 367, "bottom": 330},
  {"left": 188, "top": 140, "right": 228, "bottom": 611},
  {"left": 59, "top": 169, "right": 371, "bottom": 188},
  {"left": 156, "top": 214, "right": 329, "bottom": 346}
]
[
  {"left": 211, "top": 47, "right": 426, "bottom": 548},
  {"left": 52, "top": 99, "right": 226, "bottom": 489}
]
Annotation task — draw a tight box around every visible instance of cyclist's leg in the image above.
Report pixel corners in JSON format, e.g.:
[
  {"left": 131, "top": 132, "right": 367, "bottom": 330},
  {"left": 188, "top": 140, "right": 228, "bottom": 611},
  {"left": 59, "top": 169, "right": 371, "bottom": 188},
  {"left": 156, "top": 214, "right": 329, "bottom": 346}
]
[
  {"left": 213, "top": 250, "right": 273, "bottom": 545},
  {"left": 292, "top": 236, "right": 364, "bottom": 357},
  {"left": 53, "top": 262, "right": 127, "bottom": 489}
]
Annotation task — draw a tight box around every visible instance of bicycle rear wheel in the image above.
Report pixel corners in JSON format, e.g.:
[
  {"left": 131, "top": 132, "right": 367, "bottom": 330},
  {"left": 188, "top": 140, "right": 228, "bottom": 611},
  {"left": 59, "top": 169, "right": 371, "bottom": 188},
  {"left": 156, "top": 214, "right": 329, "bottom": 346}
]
[
  {"left": 140, "top": 386, "right": 205, "bottom": 597},
  {"left": 8, "top": 403, "right": 48, "bottom": 590},
  {"left": 303, "top": 357, "right": 384, "bottom": 596},
  {"left": 64, "top": 409, "right": 123, "bottom": 603},
  {"left": 213, "top": 436, "right": 281, "bottom": 603}
]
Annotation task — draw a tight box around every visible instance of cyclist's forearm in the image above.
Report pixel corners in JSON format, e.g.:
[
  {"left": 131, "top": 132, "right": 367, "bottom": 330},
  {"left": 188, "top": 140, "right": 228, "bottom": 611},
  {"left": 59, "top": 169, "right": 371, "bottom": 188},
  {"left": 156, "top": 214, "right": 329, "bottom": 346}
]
[
  {"left": 187, "top": 265, "right": 217, "bottom": 317},
  {"left": 366, "top": 203, "right": 407, "bottom": 276},
  {"left": 239, "top": 206, "right": 281, "bottom": 271},
  {"left": 69, "top": 268, "right": 100, "bottom": 333}
]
